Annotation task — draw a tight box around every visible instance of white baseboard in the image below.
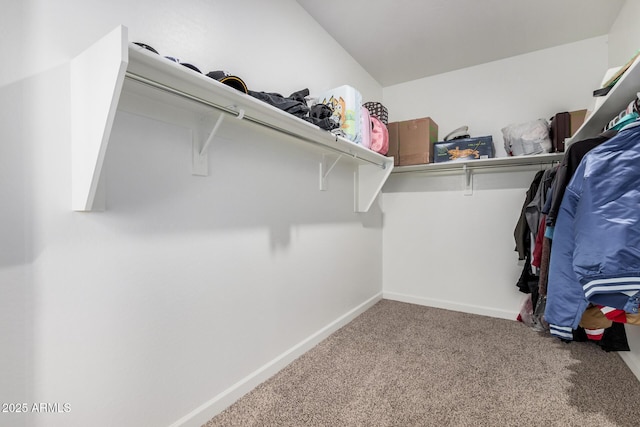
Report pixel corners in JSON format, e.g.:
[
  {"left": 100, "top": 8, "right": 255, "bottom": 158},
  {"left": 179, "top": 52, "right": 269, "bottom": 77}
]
[
  {"left": 383, "top": 291, "right": 518, "bottom": 321},
  {"left": 169, "top": 292, "right": 383, "bottom": 427},
  {"left": 618, "top": 353, "right": 640, "bottom": 382},
  {"left": 620, "top": 324, "right": 640, "bottom": 382}
]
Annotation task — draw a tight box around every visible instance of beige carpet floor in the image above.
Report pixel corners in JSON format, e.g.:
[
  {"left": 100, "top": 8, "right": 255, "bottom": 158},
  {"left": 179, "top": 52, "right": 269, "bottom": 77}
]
[{"left": 204, "top": 299, "right": 640, "bottom": 426}]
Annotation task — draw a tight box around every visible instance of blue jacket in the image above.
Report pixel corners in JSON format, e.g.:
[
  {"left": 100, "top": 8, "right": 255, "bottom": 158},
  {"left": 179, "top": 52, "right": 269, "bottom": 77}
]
[{"left": 545, "top": 121, "right": 640, "bottom": 340}]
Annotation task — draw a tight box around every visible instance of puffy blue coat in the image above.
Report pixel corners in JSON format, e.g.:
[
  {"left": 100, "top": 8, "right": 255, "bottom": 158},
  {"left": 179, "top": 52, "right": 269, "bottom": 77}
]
[{"left": 545, "top": 121, "right": 640, "bottom": 340}]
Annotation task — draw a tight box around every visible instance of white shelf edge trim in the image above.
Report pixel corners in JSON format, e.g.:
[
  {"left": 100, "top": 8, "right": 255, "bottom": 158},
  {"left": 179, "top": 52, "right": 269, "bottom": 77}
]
[
  {"left": 71, "top": 25, "right": 128, "bottom": 211},
  {"left": 570, "top": 51, "right": 640, "bottom": 144},
  {"left": 70, "top": 25, "right": 393, "bottom": 212}
]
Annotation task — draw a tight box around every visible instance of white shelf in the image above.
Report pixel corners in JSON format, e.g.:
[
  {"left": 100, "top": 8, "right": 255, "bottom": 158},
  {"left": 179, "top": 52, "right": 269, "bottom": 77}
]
[
  {"left": 70, "top": 25, "right": 393, "bottom": 212},
  {"left": 390, "top": 153, "right": 563, "bottom": 195},
  {"left": 391, "top": 153, "right": 564, "bottom": 174},
  {"left": 389, "top": 54, "right": 640, "bottom": 176},
  {"left": 570, "top": 52, "right": 640, "bottom": 143}
]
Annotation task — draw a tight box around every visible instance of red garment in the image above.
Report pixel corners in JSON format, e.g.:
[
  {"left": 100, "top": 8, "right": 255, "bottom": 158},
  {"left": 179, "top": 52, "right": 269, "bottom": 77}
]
[
  {"left": 585, "top": 328, "right": 605, "bottom": 341},
  {"left": 594, "top": 305, "right": 640, "bottom": 325},
  {"left": 531, "top": 215, "right": 546, "bottom": 268}
]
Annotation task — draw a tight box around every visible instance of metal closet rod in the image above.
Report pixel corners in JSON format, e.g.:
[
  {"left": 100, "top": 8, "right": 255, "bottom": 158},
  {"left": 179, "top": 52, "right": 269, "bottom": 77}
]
[
  {"left": 392, "top": 160, "right": 561, "bottom": 174},
  {"left": 124, "top": 72, "right": 387, "bottom": 169}
]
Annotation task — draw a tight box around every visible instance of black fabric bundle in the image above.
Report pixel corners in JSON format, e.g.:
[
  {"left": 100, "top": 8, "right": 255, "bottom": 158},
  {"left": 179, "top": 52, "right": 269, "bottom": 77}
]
[{"left": 248, "top": 88, "right": 338, "bottom": 131}]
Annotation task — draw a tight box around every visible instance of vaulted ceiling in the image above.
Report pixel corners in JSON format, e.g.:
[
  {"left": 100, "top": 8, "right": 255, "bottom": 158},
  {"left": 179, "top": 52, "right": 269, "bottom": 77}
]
[{"left": 297, "top": 0, "right": 625, "bottom": 86}]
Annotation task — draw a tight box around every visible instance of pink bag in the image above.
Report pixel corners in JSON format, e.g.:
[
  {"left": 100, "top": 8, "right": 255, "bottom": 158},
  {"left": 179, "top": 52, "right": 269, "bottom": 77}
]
[
  {"left": 359, "top": 106, "right": 372, "bottom": 148},
  {"left": 370, "top": 116, "right": 389, "bottom": 155}
]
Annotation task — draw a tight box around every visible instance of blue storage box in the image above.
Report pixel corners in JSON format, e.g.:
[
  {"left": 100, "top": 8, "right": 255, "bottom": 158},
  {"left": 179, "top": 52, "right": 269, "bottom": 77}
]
[{"left": 433, "top": 136, "right": 494, "bottom": 163}]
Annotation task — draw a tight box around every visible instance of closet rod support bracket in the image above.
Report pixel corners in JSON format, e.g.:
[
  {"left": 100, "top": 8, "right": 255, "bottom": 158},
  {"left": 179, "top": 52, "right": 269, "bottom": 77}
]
[
  {"left": 320, "top": 153, "right": 343, "bottom": 191},
  {"left": 193, "top": 112, "right": 226, "bottom": 176},
  {"left": 463, "top": 164, "right": 473, "bottom": 196}
]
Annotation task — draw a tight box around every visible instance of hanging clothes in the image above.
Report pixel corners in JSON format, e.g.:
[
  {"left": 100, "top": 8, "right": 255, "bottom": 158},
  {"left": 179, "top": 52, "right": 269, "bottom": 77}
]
[
  {"left": 545, "top": 122, "right": 640, "bottom": 341},
  {"left": 576, "top": 304, "right": 639, "bottom": 352},
  {"left": 514, "top": 170, "right": 544, "bottom": 261},
  {"left": 525, "top": 167, "right": 556, "bottom": 238},
  {"left": 534, "top": 128, "right": 629, "bottom": 348},
  {"left": 545, "top": 130, "right": 616, "bottom": 227}
]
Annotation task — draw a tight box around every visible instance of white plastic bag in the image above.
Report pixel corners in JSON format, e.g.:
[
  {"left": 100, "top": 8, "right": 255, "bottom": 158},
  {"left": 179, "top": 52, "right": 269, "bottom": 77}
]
[{"left": 502, "top": 119, "right": 552, "bottom": 156}]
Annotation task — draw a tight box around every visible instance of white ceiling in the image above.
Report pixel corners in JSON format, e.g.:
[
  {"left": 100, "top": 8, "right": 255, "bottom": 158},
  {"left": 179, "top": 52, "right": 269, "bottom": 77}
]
[{"left": 296, "top": 0, "right": 625, "bottom": 87}]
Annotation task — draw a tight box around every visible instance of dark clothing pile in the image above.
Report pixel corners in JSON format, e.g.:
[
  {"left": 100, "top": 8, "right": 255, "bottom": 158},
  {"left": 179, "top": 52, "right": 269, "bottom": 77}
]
[{"left": 248, "top": 88, "right": 339, "bottom": 131}]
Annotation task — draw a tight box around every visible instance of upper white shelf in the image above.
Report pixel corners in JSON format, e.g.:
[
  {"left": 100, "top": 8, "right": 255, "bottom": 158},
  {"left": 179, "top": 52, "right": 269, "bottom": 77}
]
[
  {"left": 390, "top": 52, "right": 640, "bottom": 176},
  {"left": 570, "top": 52, "right": 640, "bottom": 143},
  {"left": 391, "top": 152, "right": 564, "bottom": 174},
  {"left": 71, "top": 25, "right": 393, "bottom": 212}
]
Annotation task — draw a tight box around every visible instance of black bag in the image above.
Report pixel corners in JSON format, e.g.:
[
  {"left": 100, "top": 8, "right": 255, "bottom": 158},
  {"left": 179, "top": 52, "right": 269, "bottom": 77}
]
[
  {"left": 549, "top": 112, "right": 571, "bottom": 152},
  {"left": 363, "top": 102, "right": 388, "bottom": 125}
]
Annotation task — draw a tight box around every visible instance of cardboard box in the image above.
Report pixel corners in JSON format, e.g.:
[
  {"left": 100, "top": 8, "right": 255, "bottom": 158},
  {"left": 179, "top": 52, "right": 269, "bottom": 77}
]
[
  {"left": 569, "top": 109, "right": 587, "bottom": 136},
  {"left": 387, "top": 122, "right": 400, "bottom": 166},
  {"left": 433, "top": 136, "right": 494, "bottom": 163},
  {"left": 398, "top": 117, "right": 439, "bottom": 166}
]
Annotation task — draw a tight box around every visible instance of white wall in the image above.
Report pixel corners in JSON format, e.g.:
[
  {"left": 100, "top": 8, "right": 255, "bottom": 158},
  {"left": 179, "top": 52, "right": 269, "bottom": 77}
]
[
  {"left": 383, "top": 36, "right": 608, "bottom": 157},
  {"left": 1, "top": 1, "right": 383, "bottom": 426},
  {"left": 382, "top": 168, "right": 544, "bottom": 319},
  {"left": 608, "top": 0, "right": 640, "bottom": 67},
  {"left": 0, "top": 68, "right": 34, "bottom": 427},
  {"left": 381, "top": 38, "right": 609, "bottom": 319},
  {"left": 4, "top": 0, "right": 381, "bottom": 100}
]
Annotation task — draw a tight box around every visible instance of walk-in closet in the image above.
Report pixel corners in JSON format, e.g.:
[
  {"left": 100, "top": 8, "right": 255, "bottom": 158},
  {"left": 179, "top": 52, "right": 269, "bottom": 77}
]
[{"left": 3, "top": 1, "right": 640, "bottom": 426}]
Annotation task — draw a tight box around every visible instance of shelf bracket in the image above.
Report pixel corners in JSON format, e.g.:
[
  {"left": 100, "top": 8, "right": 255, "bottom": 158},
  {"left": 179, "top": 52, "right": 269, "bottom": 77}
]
[
  {"left": 354, "top": 159, "right": 394, "bottom": 212},
  {"left": 319, "top": 154, "right": 343, "bottom": 191},
  {"left": 200, "top": 113, "right": 225, "bottom": 156},
  {"left": 192, "top": 113, "right": 225, "bottom": 176},
  {"left": 463, "top": 164, "right": 473, "bottom": 196}
]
